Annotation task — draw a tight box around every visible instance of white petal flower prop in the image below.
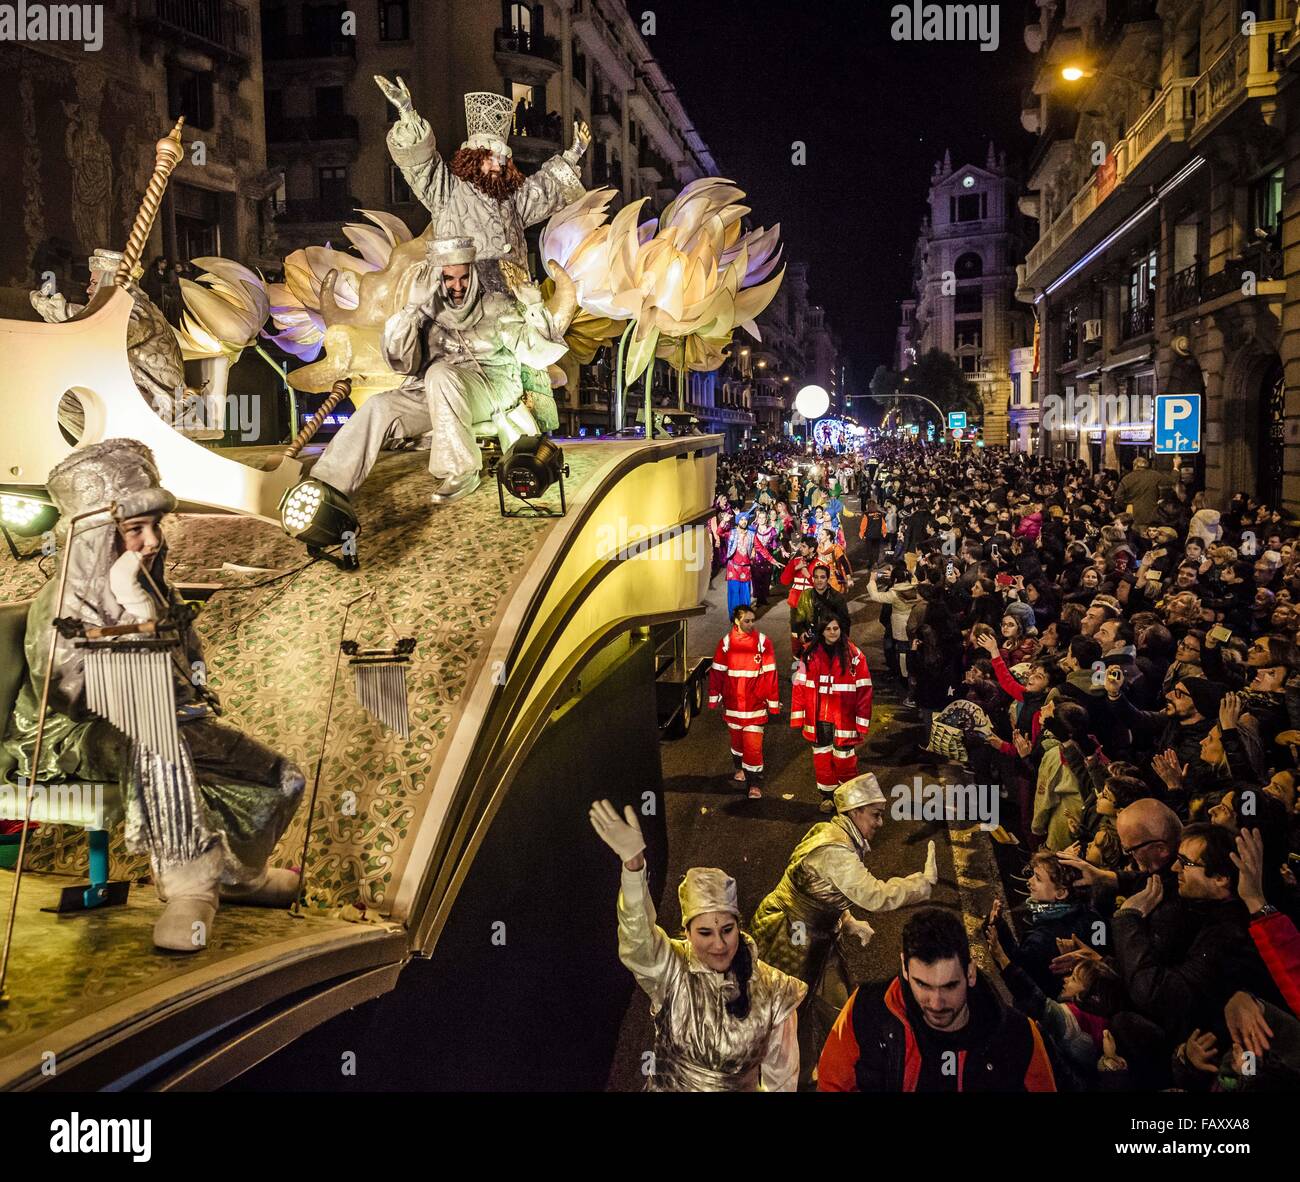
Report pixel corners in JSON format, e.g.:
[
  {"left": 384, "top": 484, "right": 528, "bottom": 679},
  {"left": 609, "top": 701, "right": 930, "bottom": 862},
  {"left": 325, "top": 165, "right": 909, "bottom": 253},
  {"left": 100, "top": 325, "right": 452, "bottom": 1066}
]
[{"left": 173, "top": 257, "right": 271, "bottom": 362}]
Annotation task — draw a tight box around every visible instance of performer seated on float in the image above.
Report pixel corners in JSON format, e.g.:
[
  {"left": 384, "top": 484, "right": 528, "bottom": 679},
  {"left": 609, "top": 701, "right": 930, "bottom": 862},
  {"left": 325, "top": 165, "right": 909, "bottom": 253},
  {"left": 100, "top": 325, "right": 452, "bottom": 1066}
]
[
  {"left": 0, "top": 440, "right": 306, "bottom": 952},
  {"left": 590, "top": 799, "right": 806, "bottom": 1091},
  {"left": 309, "top": 236, "right": 574, "bottom": 506},
  {"left": 29, "top": 248, "right": 206, "bottom": 438}
]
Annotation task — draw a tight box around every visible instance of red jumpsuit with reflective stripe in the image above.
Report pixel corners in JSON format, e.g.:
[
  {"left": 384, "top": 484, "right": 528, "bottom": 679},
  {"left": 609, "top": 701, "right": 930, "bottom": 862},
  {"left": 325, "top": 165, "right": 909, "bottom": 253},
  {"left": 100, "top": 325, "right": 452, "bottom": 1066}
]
[
  {"left": 791, "top": 641, "right": 873, "bottom": 798},
  {"left": 709, "top": 627, "right": 781, "bottom": 785}
]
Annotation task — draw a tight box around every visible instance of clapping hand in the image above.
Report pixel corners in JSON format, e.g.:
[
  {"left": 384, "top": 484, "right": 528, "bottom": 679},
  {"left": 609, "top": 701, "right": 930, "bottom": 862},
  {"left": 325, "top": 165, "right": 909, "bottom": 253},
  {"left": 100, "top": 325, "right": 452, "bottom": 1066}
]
[
  {"left": 1219, "top": 691, "right": 1242, "bottom": 732},
  {"left": 1183, "top": 1029, "right": 1220, "bottom": 1074},
  {"left": 1152, "top": 748, "right": 1187, "bottom": 792},
  {"left": 1225, "top": 991, "right": 1273, "bottom": 1057},
  {"left": 1230, "top": 827, "right": 1268, "bottom": 914},
  {"left": 1098, "top": 1029, "right": 1127, "bottom": 1073},
  {"left": 1049, "top": 933, "right": 1103, "bottom": 975},
  {"left": 1118, "top": 873, "right": 1163, "bottom": 917}
]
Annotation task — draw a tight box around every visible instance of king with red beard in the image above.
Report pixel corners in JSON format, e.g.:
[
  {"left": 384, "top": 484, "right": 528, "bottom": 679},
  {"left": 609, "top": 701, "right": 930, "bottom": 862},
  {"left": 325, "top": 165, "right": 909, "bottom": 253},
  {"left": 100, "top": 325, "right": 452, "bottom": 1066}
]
[{"left": 377, "top": 76, "right": 590, "bottom": 296}]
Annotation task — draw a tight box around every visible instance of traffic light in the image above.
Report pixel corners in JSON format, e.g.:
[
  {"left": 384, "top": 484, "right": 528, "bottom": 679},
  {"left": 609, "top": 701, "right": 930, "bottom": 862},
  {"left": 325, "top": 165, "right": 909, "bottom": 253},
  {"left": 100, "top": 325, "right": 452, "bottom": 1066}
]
[{"left": 975, "top": 426, "right": 985, "bottom": 448}]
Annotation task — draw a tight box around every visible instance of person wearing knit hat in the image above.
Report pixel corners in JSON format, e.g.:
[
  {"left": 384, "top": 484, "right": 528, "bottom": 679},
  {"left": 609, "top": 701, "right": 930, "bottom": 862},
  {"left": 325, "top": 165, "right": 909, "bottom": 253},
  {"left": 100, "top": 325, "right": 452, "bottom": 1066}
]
[
  {"left": 1181, "top": 676, "right": 1229, "bottom": 722},
  {"left": 749, "top": 772, "right": 937, "bottom": 1085},
  {"left": 0, "top": 441, "right": 306, "bottom": 952},
  {"left": 589, "top": 800, "right": 806, "bottom": 1091}
]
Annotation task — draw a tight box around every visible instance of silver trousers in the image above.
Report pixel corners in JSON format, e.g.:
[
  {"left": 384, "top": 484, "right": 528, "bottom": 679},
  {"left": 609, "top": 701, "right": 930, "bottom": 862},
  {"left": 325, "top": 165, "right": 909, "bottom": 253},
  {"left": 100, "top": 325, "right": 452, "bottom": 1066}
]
[{"left": 310, "top": 361, "right": 515, "bottom": 497}]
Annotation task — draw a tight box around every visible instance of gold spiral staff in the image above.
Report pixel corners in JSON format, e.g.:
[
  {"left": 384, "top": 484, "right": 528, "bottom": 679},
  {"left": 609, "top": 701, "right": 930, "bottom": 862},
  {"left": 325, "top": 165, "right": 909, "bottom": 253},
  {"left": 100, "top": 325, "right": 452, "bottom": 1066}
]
[{"left": 115, "top": 117, "right": 186, "bottom": 288}]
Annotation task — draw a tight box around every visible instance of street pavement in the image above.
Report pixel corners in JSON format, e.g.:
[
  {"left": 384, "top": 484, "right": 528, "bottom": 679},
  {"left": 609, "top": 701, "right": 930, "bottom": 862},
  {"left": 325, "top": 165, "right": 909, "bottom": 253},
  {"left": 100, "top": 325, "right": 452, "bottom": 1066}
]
[{"left": 606, "top": 522, "right": 1010, "bottom": 1091}]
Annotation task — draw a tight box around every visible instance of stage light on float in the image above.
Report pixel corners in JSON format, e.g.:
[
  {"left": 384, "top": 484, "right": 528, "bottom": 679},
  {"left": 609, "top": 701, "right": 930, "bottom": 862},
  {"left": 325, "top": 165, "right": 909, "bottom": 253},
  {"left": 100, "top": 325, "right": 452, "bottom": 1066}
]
[
  {"left": 278, "top": 479, "right": 361, "bottom": 568},
  {"left": 795, "top": 384, "right": 829, "bottom": 420},
  {"left": 498, "top": 435, "right": 570, "bottom": 518},
  {"left": 0, "top": 492, "right": 59, "bottom": 537}
]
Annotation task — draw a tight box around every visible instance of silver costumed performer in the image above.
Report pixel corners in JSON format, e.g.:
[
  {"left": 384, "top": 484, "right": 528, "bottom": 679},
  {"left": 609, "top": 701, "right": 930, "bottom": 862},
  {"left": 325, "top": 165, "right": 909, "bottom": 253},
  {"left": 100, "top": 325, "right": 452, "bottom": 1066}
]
[
  {"left": 377, "top": 78, "right": 589, "bottom": 294},
  {"left": 590, "top": 800, "right": 806, "bottom": 1091},
  {"left": 0, "top": 441, "right": 306, "bottom": 951},
  {"left": 310, "top": 236, "right": 573, "bottom": 503}
]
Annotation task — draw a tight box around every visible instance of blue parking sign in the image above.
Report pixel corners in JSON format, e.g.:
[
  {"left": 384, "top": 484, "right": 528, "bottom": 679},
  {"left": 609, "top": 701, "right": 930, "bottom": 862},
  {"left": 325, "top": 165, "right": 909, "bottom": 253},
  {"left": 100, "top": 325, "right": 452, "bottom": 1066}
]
[
  {"left": 1153, "top": 394, "right": 1201, "bottom": 454},
  {"left": 947, "top": 411, "right": 967, "bottom": 430}
]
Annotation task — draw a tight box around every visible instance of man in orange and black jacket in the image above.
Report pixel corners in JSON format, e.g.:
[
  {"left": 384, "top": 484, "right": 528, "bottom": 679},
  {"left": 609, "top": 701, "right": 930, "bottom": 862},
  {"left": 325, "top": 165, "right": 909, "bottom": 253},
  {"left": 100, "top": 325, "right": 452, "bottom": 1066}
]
[{"left": 818, "top": 907, "right": 1057, "bottom": 1092}]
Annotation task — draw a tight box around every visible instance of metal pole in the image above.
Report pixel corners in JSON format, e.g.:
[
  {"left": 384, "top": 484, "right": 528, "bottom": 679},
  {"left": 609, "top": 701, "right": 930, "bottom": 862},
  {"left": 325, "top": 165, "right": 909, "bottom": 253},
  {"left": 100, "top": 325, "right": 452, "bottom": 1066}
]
[
  {"left": 0, "top": 504, "right": 119, "bottom": 1003},
  {"left": 613, "top": 321, "right": 634, "bottom": 434}
]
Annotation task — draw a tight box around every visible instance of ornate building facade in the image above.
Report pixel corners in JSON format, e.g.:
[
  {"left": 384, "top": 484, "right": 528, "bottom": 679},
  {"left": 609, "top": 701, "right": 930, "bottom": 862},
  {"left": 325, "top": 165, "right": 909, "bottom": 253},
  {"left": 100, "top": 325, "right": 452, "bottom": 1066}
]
[
  {"left": 1017, "top": 0, "right": 1298, "bottom": 509},
  {"left": 896, "top": 144, "right": 1033, "bottom": 444}
]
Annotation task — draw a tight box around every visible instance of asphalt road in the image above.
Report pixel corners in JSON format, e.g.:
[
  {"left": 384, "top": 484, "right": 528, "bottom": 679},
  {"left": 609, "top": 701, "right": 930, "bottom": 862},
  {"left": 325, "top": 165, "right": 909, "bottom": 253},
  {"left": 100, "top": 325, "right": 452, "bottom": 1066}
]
[{"left": 606, "top": 522, "right": 1008, "bottom": 1090}]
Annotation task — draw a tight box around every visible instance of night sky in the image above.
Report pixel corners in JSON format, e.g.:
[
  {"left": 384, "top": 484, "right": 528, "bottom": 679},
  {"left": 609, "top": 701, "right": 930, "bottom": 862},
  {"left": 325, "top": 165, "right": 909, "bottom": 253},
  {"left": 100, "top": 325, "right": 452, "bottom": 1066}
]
[{"left": 649, "top": 0, "right": 1035, "bottom": 387}]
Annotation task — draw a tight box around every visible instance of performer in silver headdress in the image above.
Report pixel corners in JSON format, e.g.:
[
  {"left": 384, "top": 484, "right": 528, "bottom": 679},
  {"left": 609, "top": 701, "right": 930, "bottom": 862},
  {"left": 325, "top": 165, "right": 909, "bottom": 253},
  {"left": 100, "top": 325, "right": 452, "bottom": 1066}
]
[
  {"left": 0, "top": 440, "right": 306, "bottom": 952},
  {"left": 29, "top": 248, "right": 199, "bottom": 436},
  {"left": 376, "top": 76, "right": 589, "bottom": 294},
  {"left": 750, "top": 773, "right": 938, "bottom": 1082},
  {"left": 590, "top": 799, "right": 806, "bottom": 1091},
  {"left": 309, "top": 236, "right": 574, "bottom": 504}
]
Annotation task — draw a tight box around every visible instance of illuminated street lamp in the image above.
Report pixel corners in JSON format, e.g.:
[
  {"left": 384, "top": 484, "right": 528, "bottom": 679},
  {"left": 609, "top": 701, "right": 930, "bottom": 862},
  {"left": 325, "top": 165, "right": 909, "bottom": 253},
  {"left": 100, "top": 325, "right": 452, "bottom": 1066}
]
[{"left": 1060, "top": 64, "right": 1154, "bottom": 95}]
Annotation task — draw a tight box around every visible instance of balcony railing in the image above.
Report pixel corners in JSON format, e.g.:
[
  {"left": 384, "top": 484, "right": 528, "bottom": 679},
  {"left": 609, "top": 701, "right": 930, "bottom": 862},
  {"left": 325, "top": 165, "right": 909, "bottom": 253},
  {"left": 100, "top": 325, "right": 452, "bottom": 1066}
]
[
  {"left": 1169, "top": 243, "right": 1284, "bottom": 313},
  {"left": 139, "top": 0, "right": 252, "bottom": 59},
  {"left": 495, "top": 27, "right": 561, "bottom": 65},
  {"left": 593, "top": 93, "right": 623, "bottom": 127},
  {"left": 1122, "top": 302, "right": 1155, "bottom": 339},
  {"left": 638, "top": 143, "right": 671, "bottom": 178},
  {"left": 263, "top": 33, "right": 356, "bottom": 60},
  {"left": 512, "top": 105, "right": 562, "bottom": 143},
  {"left": 272, "top": 195, "right": 360, "bottom": 223},
  {"left": 1191, "top": 17, "right": 1290, "bottom": 136},
  {"left": 266, "top": 114, "right": 359, "bottom": 144},
  {"left": 1025, "top": 78, "right": 1195, "bottom": 278},
  {"left": 1168, "top": 261, "right": 1202, "bottom": 314}
]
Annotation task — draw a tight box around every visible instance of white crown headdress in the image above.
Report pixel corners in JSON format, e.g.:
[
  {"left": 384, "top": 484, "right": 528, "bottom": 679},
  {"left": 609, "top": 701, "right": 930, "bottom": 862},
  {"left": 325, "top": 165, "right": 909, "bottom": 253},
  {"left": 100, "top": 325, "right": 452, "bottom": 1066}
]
[
  {"left": 463, "top": 91, "right": 515, "bottom": 157},
  {"left": 428, "top": 236, "right": 476, "bottom": 266}
]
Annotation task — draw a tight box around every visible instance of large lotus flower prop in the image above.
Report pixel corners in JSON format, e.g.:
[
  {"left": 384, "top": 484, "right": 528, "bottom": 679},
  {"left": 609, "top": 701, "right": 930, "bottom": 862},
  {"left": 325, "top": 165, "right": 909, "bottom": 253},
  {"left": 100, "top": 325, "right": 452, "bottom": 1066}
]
[
  {"left": 540, "top": 178, "right": 785, "bottom": 392},
  {"left": 174, "top": 257, "right": 270, "bottom": 362}
]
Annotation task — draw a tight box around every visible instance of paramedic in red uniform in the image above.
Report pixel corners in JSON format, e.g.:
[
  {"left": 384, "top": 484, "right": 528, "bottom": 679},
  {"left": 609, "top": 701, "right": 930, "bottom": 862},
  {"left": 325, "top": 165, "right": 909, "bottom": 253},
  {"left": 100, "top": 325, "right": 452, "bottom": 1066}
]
[
  {"left": 791, "top": 615, "right": 873, "bottom": 813},
  {"left": 708, "top": 604, "right": 781, "bottom": 799}
]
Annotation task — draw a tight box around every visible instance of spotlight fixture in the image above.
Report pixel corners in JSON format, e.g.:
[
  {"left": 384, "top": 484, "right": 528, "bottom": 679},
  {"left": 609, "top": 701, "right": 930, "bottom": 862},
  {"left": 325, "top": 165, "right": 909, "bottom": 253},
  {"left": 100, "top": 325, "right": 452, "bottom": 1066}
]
[
  {"left": 0, "top": 490, "right": 59, "bottom": 561},
  {"left": 279, "top": 479, "right": 361, "bottom": 569},
  {"left": 498, "top": 435, "right": 569, "bottom": 518}
]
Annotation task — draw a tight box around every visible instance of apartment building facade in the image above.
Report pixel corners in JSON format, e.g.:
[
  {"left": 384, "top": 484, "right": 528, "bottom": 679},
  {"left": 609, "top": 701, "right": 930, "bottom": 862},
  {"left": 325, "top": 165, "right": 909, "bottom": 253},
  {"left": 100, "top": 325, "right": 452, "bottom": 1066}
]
[
  {"left": 896, "top": 144, "right": 1033, "bottom": 445},
  {"left": 263, "top": 0, "right": 770, "bottom": 440},
  {"left": 1017, "top": 0, "right": 1298, "bottom": 510},
  {"left": 0, "top": 0, "right": 274, "bottom": 317}
]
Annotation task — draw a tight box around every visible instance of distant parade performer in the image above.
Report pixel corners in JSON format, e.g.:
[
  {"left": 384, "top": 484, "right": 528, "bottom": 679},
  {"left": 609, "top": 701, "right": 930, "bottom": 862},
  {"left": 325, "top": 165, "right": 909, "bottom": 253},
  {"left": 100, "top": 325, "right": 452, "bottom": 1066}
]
[
  {"left": 724, "top": 512, "right": 776, "bottom": 616},
  {"left": 589, "top": 800, "right": 806, "bottom": 1091},
  {"left": 792, "top": 615, "right": 873, "bottom": 811},
  {"left": 780, "top": 535, "right": 816, "bottom": 611},
  {"left": 752, "top": 507, "right": 781, "bottom": 605},
  {"left": 708, "top": 604, "right": 780, "bottom": 799},
  {"left": 751, "top": 774, "right": 938, "bottom": 1084}
]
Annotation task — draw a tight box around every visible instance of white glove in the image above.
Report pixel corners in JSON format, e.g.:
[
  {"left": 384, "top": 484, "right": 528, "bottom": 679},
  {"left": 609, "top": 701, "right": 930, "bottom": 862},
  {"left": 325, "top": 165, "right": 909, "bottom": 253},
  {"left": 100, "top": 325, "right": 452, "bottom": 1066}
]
[
  {"left": 374, "top": 73, "right": 413, "bottom": 115},
  {"left": 842, "top": 915, "right": 875, "bottom": 948},
  {"left": 589, "top": 799, "right": 646, "bottom": 863},
  {"left": 923, "top": 839, "right": 939, "bottom": 886},
  {"left": 563, "top": 120, "right": 591, "bottom": 166},
  {"left": 109, "top": 550, "right": 157, "bottom": 621}
]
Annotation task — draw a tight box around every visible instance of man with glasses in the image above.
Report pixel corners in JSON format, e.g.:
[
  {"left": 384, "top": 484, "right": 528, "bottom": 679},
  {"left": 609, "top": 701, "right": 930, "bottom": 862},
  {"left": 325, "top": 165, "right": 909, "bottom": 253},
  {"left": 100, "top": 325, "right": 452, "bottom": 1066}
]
[
  {"left": 1101, "top": 668, "right": 1222, "bottom": 796},
  {"left": 1111, "top": 823, "right": 1283, "bottom": 1055}
]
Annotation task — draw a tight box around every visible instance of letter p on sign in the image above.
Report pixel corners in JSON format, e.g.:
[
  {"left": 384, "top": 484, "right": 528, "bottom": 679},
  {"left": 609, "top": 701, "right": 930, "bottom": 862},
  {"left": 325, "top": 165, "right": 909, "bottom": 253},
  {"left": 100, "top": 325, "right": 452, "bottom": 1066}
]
[{"left": 1153, "top": 393, "right": 1200, "bottom": 454}]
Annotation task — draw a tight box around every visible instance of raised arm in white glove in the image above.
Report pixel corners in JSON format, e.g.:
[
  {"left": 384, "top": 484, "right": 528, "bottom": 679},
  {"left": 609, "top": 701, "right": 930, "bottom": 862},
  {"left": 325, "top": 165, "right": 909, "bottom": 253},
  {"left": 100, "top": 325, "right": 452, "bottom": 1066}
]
[
  {"left": 375, "top": 74, "right": 428, "bottom": 147},
  {"left": 923, "top": 840, "right": 939, "bottom": 886},
  {"left": 109, "top": 550, "right": 157, "bottom": 621},
  {"left": 563, "top": 120, "right": 592, "bottom": 167},
  {"left": 589, "top": 799, "right": 646, "bottom": 869}
]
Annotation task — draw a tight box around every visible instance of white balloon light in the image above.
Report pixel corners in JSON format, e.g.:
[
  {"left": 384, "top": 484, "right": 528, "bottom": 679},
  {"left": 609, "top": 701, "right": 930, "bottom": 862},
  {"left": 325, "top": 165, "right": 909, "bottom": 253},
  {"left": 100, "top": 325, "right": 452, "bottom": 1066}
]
[{"left": 795, "top": 384, "right": 829, "bottom": 420}]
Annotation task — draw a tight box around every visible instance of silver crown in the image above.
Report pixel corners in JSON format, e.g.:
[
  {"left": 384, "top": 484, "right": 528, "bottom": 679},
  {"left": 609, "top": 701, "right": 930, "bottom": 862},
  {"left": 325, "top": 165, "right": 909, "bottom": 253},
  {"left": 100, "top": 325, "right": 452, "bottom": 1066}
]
[
  {"left": 428, "top": 236, "right": 477, "bottom": 266},
  {"left": 463, "top": 91, "right": 515, "bottom": 153}
]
